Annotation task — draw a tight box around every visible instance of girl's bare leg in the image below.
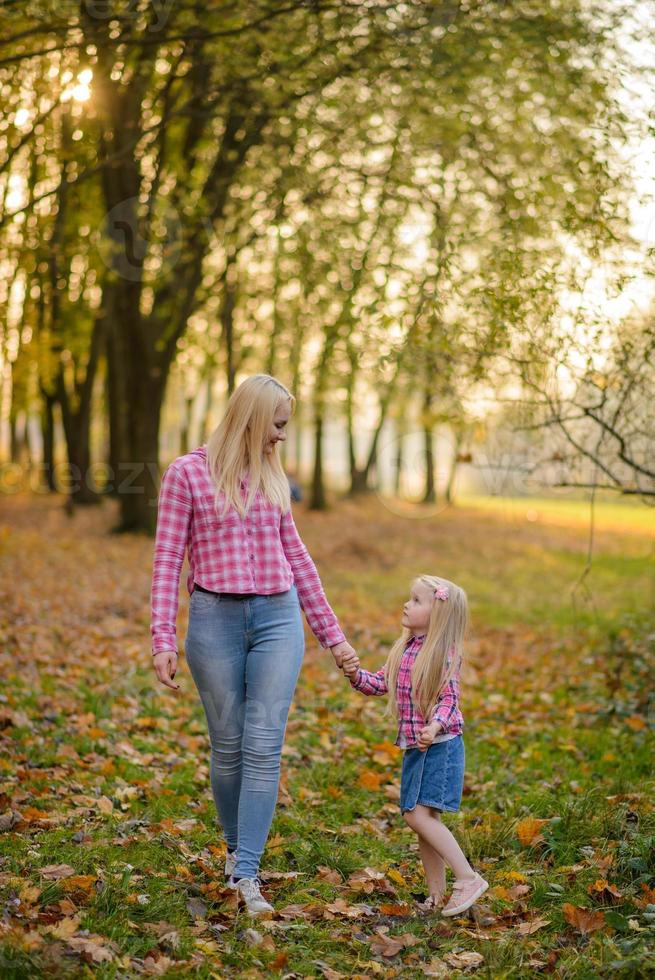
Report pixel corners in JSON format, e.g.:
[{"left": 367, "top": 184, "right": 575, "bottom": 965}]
[
  {"left": 404, "top": 805, "right": 476, "bottom": 880},
  {"left": 418, "top": 836, "right": 446, "bottom": 900},
  {"left": 417, "top": 807, "right": 446, "bottom": 901}
]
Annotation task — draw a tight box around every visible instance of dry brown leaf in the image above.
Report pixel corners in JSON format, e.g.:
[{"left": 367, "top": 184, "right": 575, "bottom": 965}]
[
  {"left": 324, "top": 898, "right": 374, "bottom": 919},
  {"left": 635, "top": 883, "right": 655, "bottom": 908},
  {"left": 359, "top": 770, "right": 384, "bottom": 791},
  {"left": 517, "top": 916, "right": 550, "bottom": 935},
  {"left": 587, "top": 879, "right": 622, "bottom": 903},
  {"left": 516, "top": 817, "right": 550, "bottom": 846},
  {"left": 313, "top": 961, "right": 345, "bottom": 980},
  {"left": 317, "top": 865, "right": 342, "bottom": 884},
  {"left": 47, "top": 916, "right": 82, "bottom": 940},
  {"left": 421, "top": 959, "right": 450, "bottom": 977},
  {"left": 0, "top": 810, "right": 22, "bottom": 832},
  {"left": 368, "top": 927, "right": 420, "bottom": 957},
  {"left": 444, "top": 950, "right": 485, "bottom": 969},
  {"left": 277, "top": 903, "right": 315, "bottom": 920},
  {"left": 624, "top": 715, "right": 647, "bottom": 731},
  {"left": 562, "top": 903, "right": 606, "bottom": 934},
  {"left": 379, "top": 902, "right": 413, "bottom": 917},
  {"left": 347, "top": 866, "right": 396, "bottom": 895},
  {"left": 61, "top": 874, "right": 98, "bottom": 895},
  {"left": 67, "top": 936, "right": 117, "bottom": 963},
  {"left": 19, "top": 806, "right": 52, "bottom": 824},
  {"left": 97, "top": 795, "right": 114, "bottom": 814},
  {"left": 39, "top": 863, "right": 77, "bottom": 880}
]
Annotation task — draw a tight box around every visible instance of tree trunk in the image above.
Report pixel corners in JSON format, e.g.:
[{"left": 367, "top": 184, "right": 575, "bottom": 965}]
[
  {"left": 445, "top": 428, "right": 463, "bottom": 504},
  {"left": 422, "top": 424, "right": 436, "bottom": 504},
  {"left": 105, "top": 282, "right": 169, "bottom": 535},
  {"left": 310, "top": 412, "right": 327, "bottom": 510},
  {"left": 40, "top": 391, "right": 57, "bottom": 491},
  {"left": 180, "top": 394, "right": 194, "bottom": 455},
  {"left": 56, "top": 312, "right": 107, "bottom": 507},
  {"left": 106, "top": 327, "right": 127, "bottom": 497},
  {"left": 394, "top": 419, "right": 405, "bottom": 496},
  {"left": 221, "top": 255, "right": 238, "bottom": 395}
]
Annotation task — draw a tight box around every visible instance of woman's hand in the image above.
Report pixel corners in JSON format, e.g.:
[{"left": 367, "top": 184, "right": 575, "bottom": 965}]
[
  {"left": 153, "top": 650, "right": 180, "bottom": 690},
  {"left": 330, "top": 640, "right": 359, "bottom": 673},
  {"left": 417, "top": 720, "right": 442, "bottom": 751}
]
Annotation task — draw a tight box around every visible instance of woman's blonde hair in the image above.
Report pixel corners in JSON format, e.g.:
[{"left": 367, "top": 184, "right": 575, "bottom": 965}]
[
  {"left": 384, "top": 574, "right": 468, "bottom": 722},
  {"left": 206, "top": 374, "right": 295, "bottom": 518}
]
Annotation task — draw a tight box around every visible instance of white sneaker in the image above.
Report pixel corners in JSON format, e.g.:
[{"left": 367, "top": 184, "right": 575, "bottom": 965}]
[
  {"left": 224, "top": 850, "right": 236, "bottom": 878},
  {"left": 227, "top": 876, "right": 274, "bottom": 915}
]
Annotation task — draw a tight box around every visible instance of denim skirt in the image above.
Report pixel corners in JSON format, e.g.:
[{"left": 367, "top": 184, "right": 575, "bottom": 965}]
[{"left": 399, "top": 735, "right": 465, "bottom": 814}]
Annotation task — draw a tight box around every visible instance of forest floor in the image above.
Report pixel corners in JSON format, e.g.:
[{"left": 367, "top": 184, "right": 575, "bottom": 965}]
[{"left": 0, "top": 491, "right": 653, "bottom": 978}]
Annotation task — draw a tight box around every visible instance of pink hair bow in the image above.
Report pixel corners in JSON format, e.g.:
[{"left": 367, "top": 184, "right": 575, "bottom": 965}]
[{"left": 434, "top": 586, "right": 449, "bottom": 601}]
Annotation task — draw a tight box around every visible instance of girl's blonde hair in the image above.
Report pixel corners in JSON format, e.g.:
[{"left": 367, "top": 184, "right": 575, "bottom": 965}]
[
  {"left": 384, "top": 574, "right": 468, "bottom": 722},
  {"left": 206, "top": 374, "right": 295, "bottom": 518}
]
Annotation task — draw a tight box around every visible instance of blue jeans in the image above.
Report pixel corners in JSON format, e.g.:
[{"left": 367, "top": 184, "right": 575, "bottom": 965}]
[{"left": 184, "top": 585, "right": 304, "bottom": 879}]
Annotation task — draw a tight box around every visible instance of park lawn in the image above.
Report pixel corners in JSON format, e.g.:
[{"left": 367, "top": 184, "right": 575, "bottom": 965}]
[{"left": 0, "top": 492, "right": 653, "bottom": 978}]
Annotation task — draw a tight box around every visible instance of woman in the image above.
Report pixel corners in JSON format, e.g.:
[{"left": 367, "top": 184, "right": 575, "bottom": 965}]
[{"left": 149, "top": 374, "right": 358, "bottom": 914}]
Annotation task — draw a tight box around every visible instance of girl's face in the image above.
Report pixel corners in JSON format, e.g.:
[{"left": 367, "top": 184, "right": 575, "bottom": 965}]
[
  {"left": 401, "top": 581, "right": 434, "bottom": 635},
  {"left": 263, "top": 400, "right": 291, "bottom": 455}
]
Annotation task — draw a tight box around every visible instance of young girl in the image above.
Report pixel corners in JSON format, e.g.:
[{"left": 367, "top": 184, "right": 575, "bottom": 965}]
[{"left": 343, "top": 574, "right": 488, "bottom": 916}]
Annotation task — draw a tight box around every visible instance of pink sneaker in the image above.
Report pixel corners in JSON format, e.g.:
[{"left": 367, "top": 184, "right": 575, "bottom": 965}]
[{"left": 442, "top": 873, "right": 489, "bottom": 917}]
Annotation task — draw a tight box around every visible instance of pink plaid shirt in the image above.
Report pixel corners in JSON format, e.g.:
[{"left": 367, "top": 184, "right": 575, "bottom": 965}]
[
  {"left": 349, "top": 634, "right": 463, "bottom": 748},
  {"left": 150, "top": 446, "right": 346, "bottom": 655}
]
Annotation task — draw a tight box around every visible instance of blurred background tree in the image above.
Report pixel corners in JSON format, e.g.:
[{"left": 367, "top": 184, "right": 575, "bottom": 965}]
[{"left": 0, "top": 0, "right": 651, "bottom": 532}]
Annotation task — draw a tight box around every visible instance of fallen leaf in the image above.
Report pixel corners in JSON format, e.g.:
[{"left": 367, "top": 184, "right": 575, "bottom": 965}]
[
  {"left": 422, "top": 959, "right": 450, "bottom": 977},
  {"left": 324, "top": 899, "right": 375, "bottom": 919},
  {"left": 517, "top": 916, "right": 550, "bottom": 935},
  {"left": 368, "top": 933, "right": 406, "bottom": 957},
  {"left": 313, "top": 961, "right": 345, "bottom": 980},
  {"left": 0, "top": 810, "right": 22, "bottom": 832},
  {"left": 347, "top": 867, "right": 396, "bottom": 895},
  {"left": 387, "top": 868, "right": 407, "bottom": 887},
  {"left": 359, "top": 770, "right": 384, "bottom": 790},
  {"left": 317, "top": 865, "right": 342, "bottom": 884},
  {"left": 444, "top": 950, "right": 485, "bottom": 969},
  {"left": 587, "top": 879, "right": 622, "bottom": 903},
  {"left": 67, "top": 936, "right": 117, "bottom": 963},
  {"left": 39, "top": 863, "right": 77, "bottom": 880},
  {"left": 97, "top": 795, "right": 114, "bottom": 814},
  {"left": 379, "top": 902, "right": 413, "bottom": 917},
  {"left": 562, "top": 903, "right": 606, "bottom": 934},
  {"left": 47, "top": 916, "right": 82, "bottom": 940},
  {"left": 516, "top": 817, "right": 550, "bottom": 846}
]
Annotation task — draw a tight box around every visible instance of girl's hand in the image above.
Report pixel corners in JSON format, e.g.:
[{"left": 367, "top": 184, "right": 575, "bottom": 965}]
[
  {"left": 417, "top": 720, "right": 442, "bottom": 751},
  {"left": 342, "top": 658, "right": 360, "bottom": 678},
  {"left": 153, "top": 650, "right": 180, "bottom": 690}
]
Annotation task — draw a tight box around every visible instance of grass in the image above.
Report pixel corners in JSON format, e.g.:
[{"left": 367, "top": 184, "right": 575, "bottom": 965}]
[{"left": 0, "top": 491, "right": 653, "bottom": 978}]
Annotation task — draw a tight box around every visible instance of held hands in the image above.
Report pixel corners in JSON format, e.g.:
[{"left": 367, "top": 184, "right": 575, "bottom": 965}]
[
  {"left": 342, "top": 656, "right": 360, "bottom": 679},
  {"left": 153, "top": 650, "right": 180, "bottom": 690},
  {"left": 417, "top": 720, "right": 443, "bottom": 752},
  {"left": 330, "top": 640, "right": 360, "bottom": 676}
]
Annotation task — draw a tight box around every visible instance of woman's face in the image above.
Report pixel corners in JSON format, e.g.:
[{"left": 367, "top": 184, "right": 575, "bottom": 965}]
[{"left": 263, "top": 400, "right": 291, "bottom": 455}]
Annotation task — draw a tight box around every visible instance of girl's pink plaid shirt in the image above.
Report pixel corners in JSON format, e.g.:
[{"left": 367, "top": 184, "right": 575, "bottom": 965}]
[
  {"left": 150, "top": 446, "right": 346, "bottom": 655},
  {"left": 348, "top": 634, "right": 464, "bottom": 748}
]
